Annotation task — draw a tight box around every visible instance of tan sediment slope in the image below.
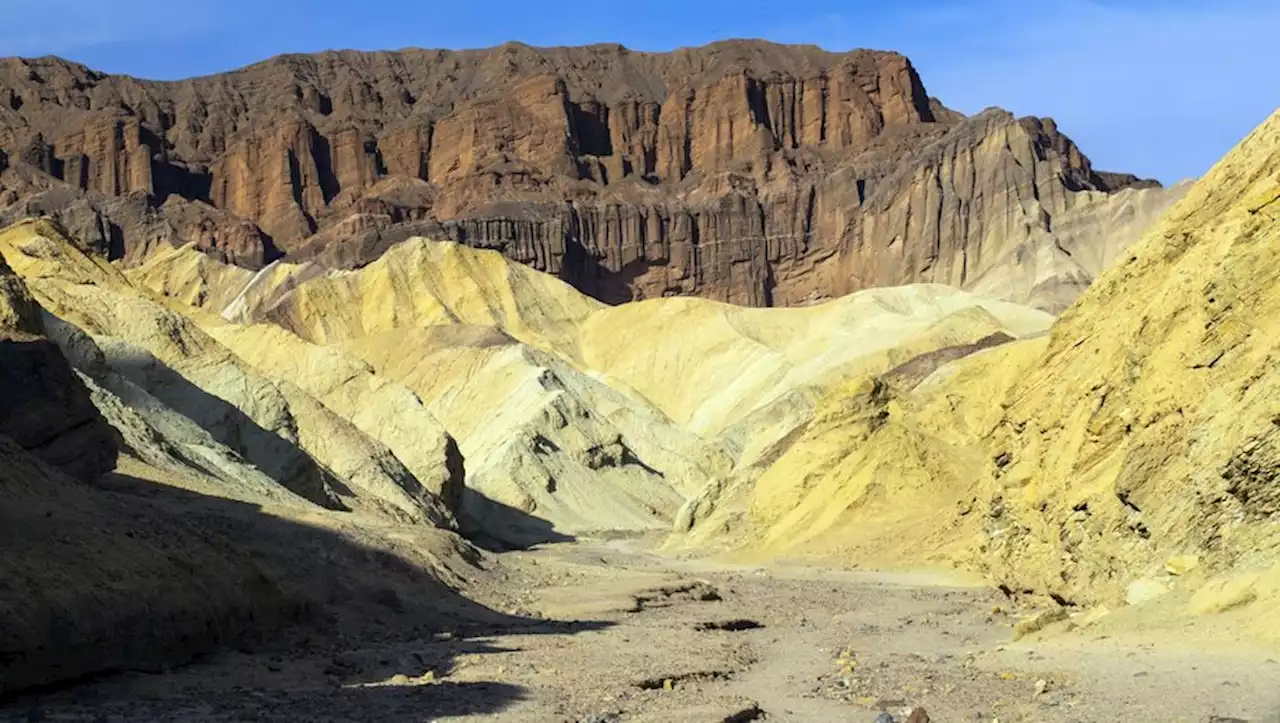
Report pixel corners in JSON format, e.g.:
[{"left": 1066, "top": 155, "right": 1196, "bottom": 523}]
[
  {"left": 737, "top": 337, "right": 1045, "bottom": 563},
  {"left": 735, "top": 109, "right": 1280, "bottom": 640},
  {"left": 345, "top": 327, "right": 732, "bottom": 543},
  {"left": 128, "top": 241, "right": 343, "bottom": 324},
  {"left": 250, "top": 243, "right": 732, "bottom": 541},
  {"left": 198, "top": 320, "right": 465, "bottom": 514},
  {"left": 576, "top": 289, "right": 1055, "bottom": 553},
  {"left": 258, "top": 238, "right": 604, "bottom": 353},
  {"left": 134, "top": 238, "right": 1051, "bottom": 444}
]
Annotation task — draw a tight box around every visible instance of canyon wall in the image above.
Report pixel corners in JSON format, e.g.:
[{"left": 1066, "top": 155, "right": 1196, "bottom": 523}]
[{"left": 0, "top": 42, "right": 1166, "bottom": 308}]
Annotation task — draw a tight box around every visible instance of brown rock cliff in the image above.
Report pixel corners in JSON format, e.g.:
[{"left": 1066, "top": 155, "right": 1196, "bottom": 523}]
[{"left": 0, "top": 42, "right": 1159, "bottom": 306}]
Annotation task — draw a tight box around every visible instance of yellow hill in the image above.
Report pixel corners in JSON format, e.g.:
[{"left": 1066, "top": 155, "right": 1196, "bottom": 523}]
[
  {"left": 0, "top": 219, "right": 458, "bottom": 526},
  {"left": 728, "top": 109, "right": 1280, "bottom": 642},
  {"left": 257, "top": 238, "right": 604, "bottom": 355},
  {"left": 578, "top": 285, "right": 1051, "bottom": 436},
  {"left": 126, "top": 225, "right": 1057, "bottom": 550},
  {"left": 980, "top": 109, "right": 1280, "bottom": 614},
  {"left": 130, "top": 239, "right": 729, "bottom": 545}
]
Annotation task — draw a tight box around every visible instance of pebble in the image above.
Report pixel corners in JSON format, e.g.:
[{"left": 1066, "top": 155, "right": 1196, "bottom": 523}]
[
  {"left": 874, "top": 713, "right": 896, "bottom": 723},
  {"left": 1034, "top": 679, "right": 1049, "bottom": 697},
  {"left": 906, "top": 708, "right": 931, "bottom": 723}
]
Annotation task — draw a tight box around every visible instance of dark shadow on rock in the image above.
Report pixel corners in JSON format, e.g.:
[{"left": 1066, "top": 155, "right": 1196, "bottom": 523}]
[
  {"left": 0, "top": 335, "right": 117, "bottom": 481},
  {"left": 136, "top": 681, "right": 532, "bottom": 721},
  {"left": 43, "top": 309, "right": 587, "bottom": 553},
  {"left": 102, "top": 348, "right": 356, "bottom": 511},
  {"left": 561, "top": 238, "right": 646, "bottom": 305},
  {"left": 459, "top": 488, "right": 577, "bottom": 553},
  {"left": 103, "top": 342, "right": 585, "bottom": 551},
  {"left": 0, "top": 452, "right": 610, "bottom": 717},
  {"left": 878, "top": 331, "right": 1016, "bottom": 391}
]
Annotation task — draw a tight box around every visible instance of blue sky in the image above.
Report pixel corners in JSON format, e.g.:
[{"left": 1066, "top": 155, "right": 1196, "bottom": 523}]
[{"left": 1, "top": 0, "right": 1277, "bottom": 183}]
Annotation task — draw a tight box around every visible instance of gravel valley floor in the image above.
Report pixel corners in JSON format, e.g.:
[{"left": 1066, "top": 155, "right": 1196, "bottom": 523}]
[{"left": 6, "top": 537, "right": 1280, "bottom": 723}]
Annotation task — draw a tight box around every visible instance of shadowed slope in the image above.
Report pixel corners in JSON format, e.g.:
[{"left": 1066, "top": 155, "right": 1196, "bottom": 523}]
[{"left": 0, "top": 219, "right": 458, "bottom": 525}]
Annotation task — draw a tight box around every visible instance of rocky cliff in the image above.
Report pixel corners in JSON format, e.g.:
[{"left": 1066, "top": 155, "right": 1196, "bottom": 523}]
[{"left": 0, "top": 41, "right": 1170, "bottom": 309}]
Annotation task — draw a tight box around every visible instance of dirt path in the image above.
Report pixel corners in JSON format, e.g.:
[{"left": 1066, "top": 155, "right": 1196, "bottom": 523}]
[{"left": 5, "top": 539, "right": 1279, "bottom": 722}]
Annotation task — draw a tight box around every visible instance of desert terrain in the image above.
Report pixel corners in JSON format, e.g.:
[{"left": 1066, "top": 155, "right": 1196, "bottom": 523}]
[{"left": 0, "top": 39, "right": 1278, "bottom": 723}]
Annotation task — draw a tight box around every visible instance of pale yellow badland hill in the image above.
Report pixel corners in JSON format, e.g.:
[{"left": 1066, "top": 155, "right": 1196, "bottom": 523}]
[
  {"left": 128, "top": 233, "right": 1053, "bottom": 550},
  {"left": 9, "top": 104, "right": 1278, "bottom": 680},
  {"left": 733, "top": 108, "right": 1280, "bottom": 643}
]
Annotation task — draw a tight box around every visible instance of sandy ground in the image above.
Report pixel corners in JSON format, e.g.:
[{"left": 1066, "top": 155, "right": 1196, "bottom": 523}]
[{"left": 5, "top": 537, "right": 1280, "bottom": 723}]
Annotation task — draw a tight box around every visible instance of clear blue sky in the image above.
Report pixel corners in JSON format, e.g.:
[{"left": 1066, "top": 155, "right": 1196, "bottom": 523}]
[{"left": 2, "top": 0, "right": 1277, "bottom": 184}]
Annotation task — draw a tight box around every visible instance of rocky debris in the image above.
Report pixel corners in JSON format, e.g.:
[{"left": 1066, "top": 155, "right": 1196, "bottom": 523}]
[
  {"left": 694, "top": 619, "right": 764, "bottom": 632},
  {"left": 631, "top": 582, "right": 724, "bottom": 611},
  {"left": 722, "top": 704, "right": 767, "bottom": 722},
  {"left": 0, "top": 42, "right": 1167, "bottom": 310},
  {"left": 1125, "top": 578, "right": 1172, "bottom": 606},
  {"left": 1012, "top": 608, "right": 1070, "bottom": 641},
  {"left": 635, "top": 669, "right": 734, "bottom": 690},
  {"left": 1165, "top": 555, "right": 1201, "bottom": 576}
]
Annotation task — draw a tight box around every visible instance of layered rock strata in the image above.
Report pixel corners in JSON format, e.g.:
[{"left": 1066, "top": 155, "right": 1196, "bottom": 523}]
[{"left": 0, "top": 42, "right": 1172, "bottom": 309}]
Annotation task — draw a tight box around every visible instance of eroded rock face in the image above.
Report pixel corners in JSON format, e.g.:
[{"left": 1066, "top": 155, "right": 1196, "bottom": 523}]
[
  {"left": 0, "top": 253, "right": 117, "bottom": 480},
  {"left": 0, "top": 42, "right": 1162, "bottom": 305},
  {"left": 0, "top": 185, "right": 277, "bottom": 267},
  {"left": 839, "top": 111, "right": 1186, "bottom": 311}
]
